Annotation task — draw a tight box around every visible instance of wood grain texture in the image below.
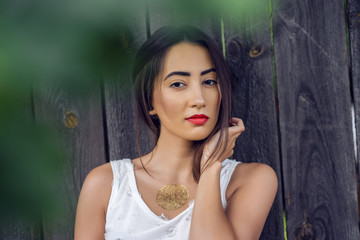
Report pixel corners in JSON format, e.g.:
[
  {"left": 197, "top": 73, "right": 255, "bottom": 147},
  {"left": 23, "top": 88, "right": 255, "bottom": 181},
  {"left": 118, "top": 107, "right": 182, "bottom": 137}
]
[
  {"left": 33, "top": 80, "right": 106, "bottom": 240},
  {"left": 223, "top": 5, "right": 283, "bottom": 240},
  {"left": 103, "top": 8, "right": 151, "bottom": 161},
  {"left": 273, "top": 0, "right": 360, "bottom": 238},
  {"left": 348, "top": 0, "right": 360, "bottom": 220},
  {"left": 0, "top": 218, "right": 42, "bottom": 240}
]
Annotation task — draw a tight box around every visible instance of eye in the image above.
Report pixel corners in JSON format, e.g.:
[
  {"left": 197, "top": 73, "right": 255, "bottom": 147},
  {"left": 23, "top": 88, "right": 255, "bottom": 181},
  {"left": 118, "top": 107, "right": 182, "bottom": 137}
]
[
  {"left": 170, "top": 82, "right": 185, "bottom": 88},
  {"left": 203, "top": 79, "right": 218, "bottom": 86}
]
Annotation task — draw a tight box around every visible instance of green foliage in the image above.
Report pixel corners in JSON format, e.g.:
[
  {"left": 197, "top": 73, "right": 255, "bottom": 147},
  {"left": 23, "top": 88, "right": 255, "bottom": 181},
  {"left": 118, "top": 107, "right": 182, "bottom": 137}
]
[
  {"left": 0, "top": 106, "right": 65, "bottom": 221},
  {"left": 283, "top": 210, "right": 288, "bottom": 240}
]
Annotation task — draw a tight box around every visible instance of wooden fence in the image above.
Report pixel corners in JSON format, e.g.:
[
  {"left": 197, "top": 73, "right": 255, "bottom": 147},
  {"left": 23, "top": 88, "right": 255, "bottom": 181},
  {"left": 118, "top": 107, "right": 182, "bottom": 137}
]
[{"left": 2, "top": 0, "right": 360, "bottom": 239}]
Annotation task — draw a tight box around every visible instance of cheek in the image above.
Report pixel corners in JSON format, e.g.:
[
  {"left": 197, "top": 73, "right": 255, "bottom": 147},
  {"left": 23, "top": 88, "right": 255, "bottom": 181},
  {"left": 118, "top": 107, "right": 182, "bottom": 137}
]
[
  {"left": 211, "top": 88, "right": 221, "bottom": 112},
  {"left": 211, "top": 91, "right": 221, "bottom": 124},
  {"left": 155, "top": 94, "right": 181, "bottom": 119}
]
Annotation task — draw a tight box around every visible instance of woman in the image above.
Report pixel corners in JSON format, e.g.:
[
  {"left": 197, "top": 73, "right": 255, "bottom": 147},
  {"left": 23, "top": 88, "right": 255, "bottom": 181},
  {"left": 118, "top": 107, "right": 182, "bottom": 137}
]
[{"left": 74, "top": 26, "right": 278, "bottom": 240}]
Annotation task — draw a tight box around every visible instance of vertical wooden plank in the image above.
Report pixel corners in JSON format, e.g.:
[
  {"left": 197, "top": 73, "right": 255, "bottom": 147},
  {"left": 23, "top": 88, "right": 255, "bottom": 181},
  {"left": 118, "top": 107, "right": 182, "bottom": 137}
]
[
  {"left": 348, "top": 0, "right": 360, "bottom": 221},
  {"left": 273, "top": 0, "right": 360, "bottom": 239},
  {"left": 103, "top": 5, "right": 149, "bottom": 161},
  {"left": 223, "top": 6, "right": 284, "bottom": 240},
  {"left": 33, "top": 80, "right": 106, "bottom": 239}
]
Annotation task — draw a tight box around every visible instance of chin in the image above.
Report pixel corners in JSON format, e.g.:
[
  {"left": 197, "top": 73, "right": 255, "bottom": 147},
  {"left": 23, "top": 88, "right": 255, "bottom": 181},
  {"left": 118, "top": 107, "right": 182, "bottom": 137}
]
[
  {"left": 186, "top": 131, "right": 212, "bottom": 142},
  {"left": 185, "top": 124, "right": 217, "bottom": 141},
  {"left": 189, "top": 137, "right": 207, "bottom": 142}
]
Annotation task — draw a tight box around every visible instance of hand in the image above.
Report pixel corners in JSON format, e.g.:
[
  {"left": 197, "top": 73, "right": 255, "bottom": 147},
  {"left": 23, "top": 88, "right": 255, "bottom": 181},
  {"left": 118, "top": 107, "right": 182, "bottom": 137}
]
[{"left": 201, "top": 117, "right": 245, "bottom": 171}]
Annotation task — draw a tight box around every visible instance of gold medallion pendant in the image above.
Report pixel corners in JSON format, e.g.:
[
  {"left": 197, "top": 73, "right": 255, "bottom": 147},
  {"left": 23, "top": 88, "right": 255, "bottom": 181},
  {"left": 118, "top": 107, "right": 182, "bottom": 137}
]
[{"left": 156, "top": 184, "right": 189, "bottom": 210}]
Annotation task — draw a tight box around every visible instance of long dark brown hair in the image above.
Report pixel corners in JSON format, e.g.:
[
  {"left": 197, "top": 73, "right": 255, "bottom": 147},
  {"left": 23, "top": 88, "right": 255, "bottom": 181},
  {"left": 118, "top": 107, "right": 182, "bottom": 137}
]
[{"left": 133, "top": 25, "right": 233, "bottom": 183}]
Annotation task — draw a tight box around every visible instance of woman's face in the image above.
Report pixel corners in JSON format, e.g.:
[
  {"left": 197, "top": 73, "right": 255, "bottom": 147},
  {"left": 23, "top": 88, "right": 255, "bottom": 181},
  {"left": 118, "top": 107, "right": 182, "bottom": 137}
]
[{"left": 151, "top": 42, "right": 221, "bottom": 142}]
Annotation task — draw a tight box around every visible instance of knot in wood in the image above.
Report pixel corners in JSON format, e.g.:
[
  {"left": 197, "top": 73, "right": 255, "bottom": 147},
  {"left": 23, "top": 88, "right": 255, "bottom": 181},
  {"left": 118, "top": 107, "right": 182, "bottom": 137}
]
[
  {"left": 227, "top": 39, "right": 242, "bottom": 59},
  {"left": 64, "top": 111, "right": 78, "bottom": 129},
  {"left": 249, "top": 44, "right": 264, "bottom": 58},
  {"left": 295, "top": 222, "right": 314, "bottom": 240}
]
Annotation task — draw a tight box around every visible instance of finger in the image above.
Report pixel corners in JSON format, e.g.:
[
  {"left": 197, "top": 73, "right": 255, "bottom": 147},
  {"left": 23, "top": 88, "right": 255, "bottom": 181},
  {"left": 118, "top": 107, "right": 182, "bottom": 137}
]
[
  {"left": 229, "top": 118, "right": 245, "bottom": 134},
  {"left": 232, "top": 118, "right": 245, "bottom": 128},
  {"left": 228, "top": 125, "right": 245, "bottom": 136},
  {"left": 230, "top": 117, "right": 242, "bottom": 126},
  {"left": 229, "top": 133, "right": 241, "bottom": 143}
]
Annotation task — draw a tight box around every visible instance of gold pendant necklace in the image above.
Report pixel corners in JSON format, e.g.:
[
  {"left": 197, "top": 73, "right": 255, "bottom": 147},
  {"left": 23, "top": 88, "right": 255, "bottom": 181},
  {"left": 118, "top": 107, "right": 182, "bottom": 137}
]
[{"left": 156, "top": 184, "right": 189, "bottom": 210}]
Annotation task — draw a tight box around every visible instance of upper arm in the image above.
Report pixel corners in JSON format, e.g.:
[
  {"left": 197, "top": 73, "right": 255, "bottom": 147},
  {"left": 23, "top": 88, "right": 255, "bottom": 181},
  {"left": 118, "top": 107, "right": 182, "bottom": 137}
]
[
  {"left": 74, "top": 163, "right": 113, "bottom": 240},
  {"left": 225, "top": 163, "right": 278, "bottom": 240}
]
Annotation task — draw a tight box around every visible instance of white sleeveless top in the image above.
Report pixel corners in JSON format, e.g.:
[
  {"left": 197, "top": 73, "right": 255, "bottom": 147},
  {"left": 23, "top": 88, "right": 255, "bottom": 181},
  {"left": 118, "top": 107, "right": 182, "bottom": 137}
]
[{"left": 104, "top": 158, "right": 241, "bottom": 240}]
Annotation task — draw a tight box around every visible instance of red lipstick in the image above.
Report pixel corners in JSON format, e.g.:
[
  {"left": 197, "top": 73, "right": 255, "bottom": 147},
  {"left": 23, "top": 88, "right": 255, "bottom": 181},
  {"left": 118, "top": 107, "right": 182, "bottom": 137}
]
[{"left": 186, "top": 114, "right": 209, "bottom": 125}]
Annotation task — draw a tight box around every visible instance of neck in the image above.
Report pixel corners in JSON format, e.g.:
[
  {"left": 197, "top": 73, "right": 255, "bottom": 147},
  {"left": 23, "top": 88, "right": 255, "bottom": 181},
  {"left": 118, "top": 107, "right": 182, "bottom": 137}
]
[{"left": 145, "top": 129, "right": 197, "bottom": 182}]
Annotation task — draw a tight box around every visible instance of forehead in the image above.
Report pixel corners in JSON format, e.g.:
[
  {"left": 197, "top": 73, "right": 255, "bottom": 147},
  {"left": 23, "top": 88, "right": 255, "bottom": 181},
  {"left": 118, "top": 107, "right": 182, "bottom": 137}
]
[{"left": 162, "top": 42, "right": 214, "bottom": 74}]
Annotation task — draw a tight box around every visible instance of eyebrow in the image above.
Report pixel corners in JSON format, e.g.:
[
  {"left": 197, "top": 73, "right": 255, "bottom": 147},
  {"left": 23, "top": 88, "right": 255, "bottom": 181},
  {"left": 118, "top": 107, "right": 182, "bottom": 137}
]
[{"left": 164, "top": 68, "right": 216, "bottom": 81}]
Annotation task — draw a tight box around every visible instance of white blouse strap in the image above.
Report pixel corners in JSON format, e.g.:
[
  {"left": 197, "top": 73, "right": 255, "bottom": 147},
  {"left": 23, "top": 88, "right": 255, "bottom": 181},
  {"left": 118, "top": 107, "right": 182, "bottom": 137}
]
[
  {"left": 220, "top": 159, "right": 241, "bottom": 209},
  {"left": 109, "top": 158, "right": 132, "bottom": 181}
]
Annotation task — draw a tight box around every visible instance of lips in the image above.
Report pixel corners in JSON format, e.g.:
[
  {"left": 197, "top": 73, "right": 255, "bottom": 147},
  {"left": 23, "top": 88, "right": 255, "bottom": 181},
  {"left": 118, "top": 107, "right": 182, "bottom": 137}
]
[{"left": 185, "top": 114, "right": 209, "bottom": 125}]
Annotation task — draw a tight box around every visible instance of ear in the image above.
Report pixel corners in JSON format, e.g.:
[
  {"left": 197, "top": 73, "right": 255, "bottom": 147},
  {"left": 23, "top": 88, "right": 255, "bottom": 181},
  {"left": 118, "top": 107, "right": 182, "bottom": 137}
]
[{"left": 149, "top": 109, "right": 157, "bottom": 115}]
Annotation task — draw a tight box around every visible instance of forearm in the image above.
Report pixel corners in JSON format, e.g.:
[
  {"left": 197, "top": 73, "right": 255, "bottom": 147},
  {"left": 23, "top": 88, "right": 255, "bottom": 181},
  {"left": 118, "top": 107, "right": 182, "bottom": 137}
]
[{"left": 190, "top": 162, "right": 236, "bottom": 240}]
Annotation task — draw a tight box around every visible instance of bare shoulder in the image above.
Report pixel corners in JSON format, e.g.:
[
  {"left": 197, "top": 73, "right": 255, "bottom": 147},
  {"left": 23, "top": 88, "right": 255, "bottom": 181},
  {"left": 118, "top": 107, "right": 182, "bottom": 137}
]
[
  {"left": 83, "top": 162, "right": 113, "bottom": 188},
  {"left": 225, "top": 162, "right": 278, "bottom": 239},
  {"left": 234, "top": 162, "right": 277, "bottom": 186},
  {"left": 80, "top": 162, "right": 113, "bottom": 210},
  {"left": 74, "top": 162, "right": 113, "bottom": 240},
  {"left": 81, "top": 163, "right": 112, "bottom": 193},
  {"left": 227, "top": 162, "right": 278, "bottom": 199}
]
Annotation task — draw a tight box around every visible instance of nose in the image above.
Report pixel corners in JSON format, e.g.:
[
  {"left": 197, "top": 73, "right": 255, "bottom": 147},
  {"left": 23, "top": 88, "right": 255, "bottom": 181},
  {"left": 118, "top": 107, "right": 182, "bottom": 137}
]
[{"left": 188, "top": 82, "right": 206, "bottom": 108}]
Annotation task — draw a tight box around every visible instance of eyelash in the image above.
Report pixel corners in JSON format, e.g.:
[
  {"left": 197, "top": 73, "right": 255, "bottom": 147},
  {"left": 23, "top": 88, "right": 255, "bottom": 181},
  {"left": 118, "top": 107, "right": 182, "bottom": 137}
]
[
  {"left": 170, "top": 82, "right": 185, "bottom": 88},
  {"left": 203, "top": 79, "right": 218, "bottom": 86},
  {"left": 170, "top": 80, "right": 218, "bottom": 89}
]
